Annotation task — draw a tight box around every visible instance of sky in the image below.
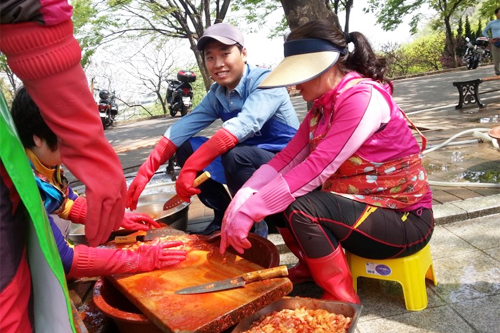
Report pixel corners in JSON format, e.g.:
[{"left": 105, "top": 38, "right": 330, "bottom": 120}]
[{"left": 244, "top": 4, "right": 422, "bottom": 67}]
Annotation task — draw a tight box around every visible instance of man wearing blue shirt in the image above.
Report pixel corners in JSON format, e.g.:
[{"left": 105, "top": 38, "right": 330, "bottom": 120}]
[
  {"left": 126, "top": 23, "right": 299, "bottom": 236},
  {"left": 483, "top": 7, "right": 500, "bottom": 75}
]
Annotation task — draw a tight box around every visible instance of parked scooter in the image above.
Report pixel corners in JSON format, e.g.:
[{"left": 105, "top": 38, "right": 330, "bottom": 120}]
[
  {"left": 463, "top": 37, "right": 491, "bottom": 70},
  {"left": 98, "top": 89, "right": 118, "bottom": 129},
  {"left": 166, "top": 70, "right": 196, "bottom": 117}
]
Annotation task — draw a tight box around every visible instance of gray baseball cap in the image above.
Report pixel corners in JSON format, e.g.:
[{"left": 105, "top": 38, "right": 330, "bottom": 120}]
[{"left": 197, "top": 23, "right": 244, "bottom": 51}]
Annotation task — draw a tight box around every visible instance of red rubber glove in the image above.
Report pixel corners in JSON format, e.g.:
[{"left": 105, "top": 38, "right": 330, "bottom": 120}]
[
  {"left": 69, "top": 196, "right": 160, "bottom": 231},
  {"left": 176, "top": 128, "right": 238, "bottom": 202},
  {"left": 0, "top": 21, "right": 127, "bottom": 247},
  {"left": 68, "top": 196, "right": 88, "bottom": 225},
  {"left": 126, "top": 136, "right": 177, "bottom": 210},
  {"left": 68, "top": 239, "right": 187, "bottom": 278}
]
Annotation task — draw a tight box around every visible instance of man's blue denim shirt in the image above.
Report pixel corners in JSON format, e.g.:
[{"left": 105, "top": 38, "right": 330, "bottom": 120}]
[{"left": 164, "top": 64, "right": 299, "bottom": 151}]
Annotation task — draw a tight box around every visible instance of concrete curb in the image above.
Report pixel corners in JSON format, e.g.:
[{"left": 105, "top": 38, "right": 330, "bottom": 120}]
[{"left": 433, "top": 193, "right": 500, "bottom": 224}]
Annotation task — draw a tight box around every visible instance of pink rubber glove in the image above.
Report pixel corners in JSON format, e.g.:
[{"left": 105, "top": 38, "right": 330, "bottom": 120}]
[
  {"left": 176, "top": 128, "right": 238, "bottom": 202},
  {"left": 224, "top": 164, "right": 279, "bottom": 215},
  {"left": 220, "top": 174, "right": 294, "bottom": 254},
  {"left": 0, "top": 21, "right": 127, "bottom": 247},
  {"left": 121, "top": 212, "right": 161, "bottom": 231},
  {"left": 220, "top": 210, "right": 255, "bottom": 254},
  {"left": 241, "top": 164, "right": 279, "bottom": 191},
  {"left": 68, "top": 239, "right": 187, "bottom": 278},
  {"left": 126, "top": 136, "right": 177, "bottom": 210}
]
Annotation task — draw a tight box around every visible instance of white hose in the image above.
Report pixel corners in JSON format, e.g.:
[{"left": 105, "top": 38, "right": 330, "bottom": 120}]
[
  {"left": 426, "top": 139, "right": 480, "bottom": 149},
  {"left": 423, "top": 128, "right": 500, "bottom": 188},
  {"left": 472, "top": 130, "right": 500, "bottom": 149},
  {"left": 423, "top": 128, "right": 496, "bottom": 154}
]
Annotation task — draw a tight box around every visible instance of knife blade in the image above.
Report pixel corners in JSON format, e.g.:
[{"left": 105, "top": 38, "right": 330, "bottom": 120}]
[
  {"left": 163, "top": 171, "right": 211, "bottom": 211},
  {"left": 175, "top": 265, "right": 288, "bottom": 294},
  {"left": 114, "top": 226, "right": 185, "bottom": 244}
]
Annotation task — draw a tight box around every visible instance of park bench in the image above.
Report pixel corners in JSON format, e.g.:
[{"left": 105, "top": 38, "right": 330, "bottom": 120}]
[{"left": 452, "top": 75, "right": 500, "bottom": 109}]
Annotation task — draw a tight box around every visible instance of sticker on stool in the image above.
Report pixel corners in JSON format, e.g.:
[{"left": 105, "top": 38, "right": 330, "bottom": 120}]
[{"left": 365, "top": 263, "right": 392, "bottom": 276}]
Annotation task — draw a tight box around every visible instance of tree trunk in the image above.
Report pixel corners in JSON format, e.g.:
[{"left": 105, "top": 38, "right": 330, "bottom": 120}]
[
  {"left": 280, "top": 0, "right": 340, "bottom": 110},
  {"left": 280, "top": 0, "right": 338, "bottom": 30},
  {"left": 156, "top": 90, "right": 167, "bottom": 115},
  {"left": 344, "top": 0, "right": 353, "bottom": 33},
  {"left": 188, "top": 37, "right": 212, "bottom": 91}
]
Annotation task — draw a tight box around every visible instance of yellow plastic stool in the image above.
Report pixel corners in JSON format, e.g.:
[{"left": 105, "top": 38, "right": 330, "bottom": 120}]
[{"left": 346, "top": 243, "right": 437, "bottom": 311}]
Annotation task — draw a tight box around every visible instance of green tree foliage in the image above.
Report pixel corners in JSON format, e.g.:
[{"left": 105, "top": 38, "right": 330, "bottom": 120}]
[
  {"left": 381, "top": 33, "right": 447, "bottom": 77},
  {"left": 0, "top": 1, "right": 109, "bottom": 98},
  {"left": 72, "top": 0, "right": 116, "bottom": 68},
  {"left": 232, "top": 0, "right": 351, "bottom": 35},
  {"left": 0, "top": 54, "right": 20, "bottom": 104},
  {"left": 457, "top": 16, "right": 463, "bottom": 36},
  {"left": 454, "top": 16, "right": 465, "bottom": 58},
  {"left": 465, "top": 15, "right": 472, "bottom": 39},
  {"left": 231, "top": 0, "right": 285, "bottom": 37},
  {"left": 365, "top": 0, "right": 478, "bottom": 68},
  {"left": 97, "top": 0, "right": 349, "bottom": 92},
  {"left": 478, "top": 0, "right": 500, "bottom": 20},
  {"left": 379, "top": 42, "right": 415, "bottom": 77},
  {"left": 101, "top": 0, "right": 231, "bottom": 92},
  {"left": 410, "top": 33, "right": 447, "bottom": 71},
  {"left": 475, "top": 18, "right": 483, "bottom": 38}
]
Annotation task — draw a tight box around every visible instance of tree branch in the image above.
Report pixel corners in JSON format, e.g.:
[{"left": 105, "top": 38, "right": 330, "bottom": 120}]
[{"left": 114, "top": 96, "right": 153, "bottom": 116}]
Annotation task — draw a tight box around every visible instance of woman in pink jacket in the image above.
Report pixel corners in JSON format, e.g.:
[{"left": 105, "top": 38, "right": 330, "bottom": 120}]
[{"left": 220, "top": 20, "right": 433, "bottom": 304}]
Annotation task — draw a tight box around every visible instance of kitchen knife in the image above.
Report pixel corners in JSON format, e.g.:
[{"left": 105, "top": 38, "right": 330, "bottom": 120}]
[
  {"left": 114, "top": 227, "right": 185, "bottom": 244},
  {"left": 163, "top": 171, "right": 211, "bottom": 211},
  {"left": 175, "top": 265, "right": 289, "bottom": 294}
]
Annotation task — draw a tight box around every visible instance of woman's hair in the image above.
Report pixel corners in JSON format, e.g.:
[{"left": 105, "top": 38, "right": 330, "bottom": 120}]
[
  {"left": 286, "top": 19, "right": 391, "bottom": 86},
  {"left": 11, "top": 86, "right": 58, "bottom": 151},
  {"left": 495, "top": 7, "right": 500, "bottom": 15}
]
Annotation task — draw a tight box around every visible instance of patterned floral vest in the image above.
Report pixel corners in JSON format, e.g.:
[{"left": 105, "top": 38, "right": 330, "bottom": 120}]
[{"left": 310, "top": 79, "right": 429, "bottom": 209}]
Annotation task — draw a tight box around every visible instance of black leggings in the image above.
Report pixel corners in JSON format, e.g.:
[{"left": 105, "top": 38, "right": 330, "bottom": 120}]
[{"left": 267, "top": 191, "right": 433, "bottom": 260}]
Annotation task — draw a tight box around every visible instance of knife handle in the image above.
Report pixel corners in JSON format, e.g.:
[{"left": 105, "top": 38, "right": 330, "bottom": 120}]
[
  {"left": 242, "top": 265, "right": 289, "bottom": 283},
  {"left": 193, "top": 171, "right": 211, "bottom": 187}
]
